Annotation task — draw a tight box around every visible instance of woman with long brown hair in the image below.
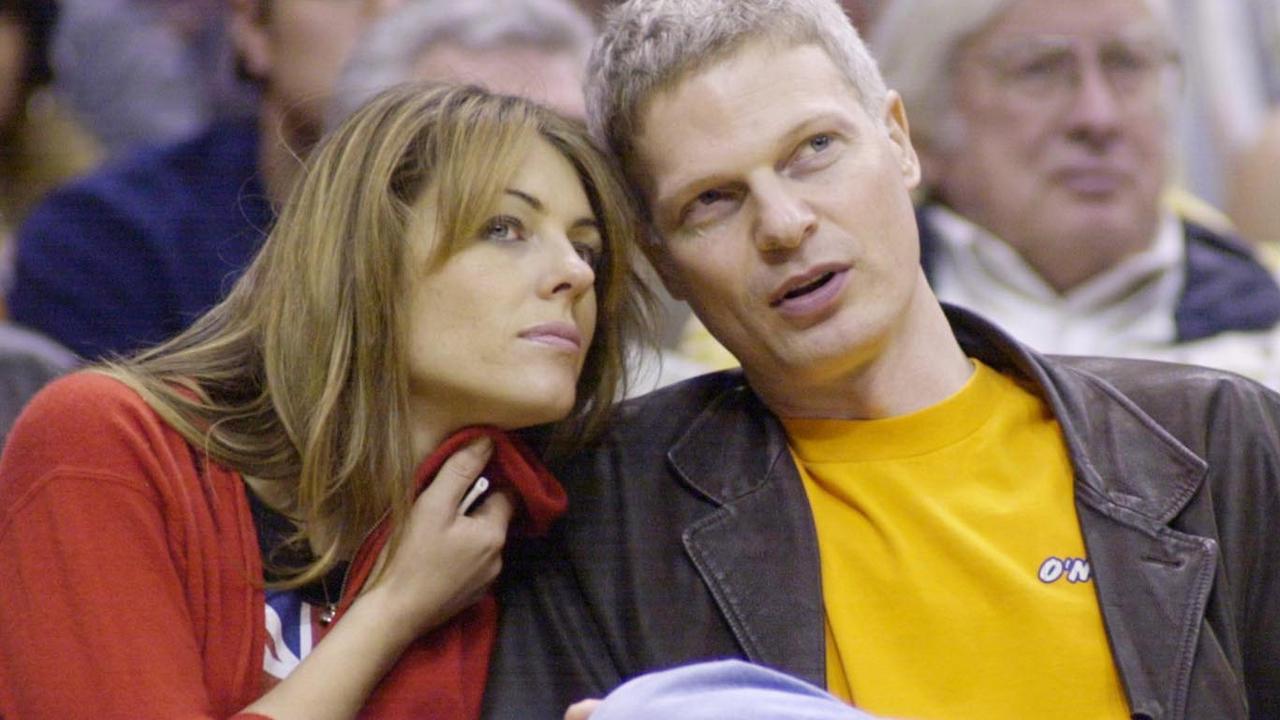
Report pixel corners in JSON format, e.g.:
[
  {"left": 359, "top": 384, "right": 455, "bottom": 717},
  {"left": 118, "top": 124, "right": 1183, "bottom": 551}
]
[{"left": 0, "top": 83, "right": 649, "bottom": 719}]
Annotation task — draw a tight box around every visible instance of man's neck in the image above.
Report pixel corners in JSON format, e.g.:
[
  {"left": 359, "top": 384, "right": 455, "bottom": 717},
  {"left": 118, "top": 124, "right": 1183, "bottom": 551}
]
[{"left": 749, "top": 292, "right": 974, "bottom": 421}]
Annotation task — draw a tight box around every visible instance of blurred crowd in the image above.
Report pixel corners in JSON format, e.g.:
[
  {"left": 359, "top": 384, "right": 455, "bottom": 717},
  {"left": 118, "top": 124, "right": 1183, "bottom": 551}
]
[{"left": 3, "top": 0, "right": 1280, "bottom": 445}]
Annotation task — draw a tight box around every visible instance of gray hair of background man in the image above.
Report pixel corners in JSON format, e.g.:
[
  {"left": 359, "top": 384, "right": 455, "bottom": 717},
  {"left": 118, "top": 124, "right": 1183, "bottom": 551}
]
[
  {"left": 327, "top": 0, "right": 595, "bottom": 128},
  {"left": 869, "top": 0, "right": 1179, "bottom": 157},
  {"left": 586, "top": 0, "right": 889, "bottom": 229}
]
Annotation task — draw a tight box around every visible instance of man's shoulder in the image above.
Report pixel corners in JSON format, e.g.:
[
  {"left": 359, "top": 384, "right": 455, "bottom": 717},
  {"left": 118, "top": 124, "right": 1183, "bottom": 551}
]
[
  {"left": 613, "top": 369, "right": 756, "bottom": 437},
  {"left": 22, "top": 119, "right": 261, "bottom": 231},
  {"left": 554, "top": 369, "right": 760, "bottom": 482},
  {"left": 954, "top": 305, "right": 1280, "bottom": 446},
  {"left": 1042, "top": 352, "right": 1280, "bottom": 451},
  {"left": 1050, "top": 352, "right": 1273, "bottom": 403}
]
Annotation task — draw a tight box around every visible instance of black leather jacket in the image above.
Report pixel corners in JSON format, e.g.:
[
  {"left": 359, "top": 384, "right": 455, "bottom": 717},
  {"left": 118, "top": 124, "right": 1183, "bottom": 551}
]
[{"left": 483, "top": 307, "right": 1280, "bottom": 720}]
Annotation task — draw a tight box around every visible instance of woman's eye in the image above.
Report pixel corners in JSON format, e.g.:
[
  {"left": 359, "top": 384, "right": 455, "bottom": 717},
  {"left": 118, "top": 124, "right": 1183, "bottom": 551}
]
[
  {"left": 482, "top": 216, "right": 524, "bottom": 242},
  {"left": 574, "top": 242, "right": 603, "bottom": 271}
]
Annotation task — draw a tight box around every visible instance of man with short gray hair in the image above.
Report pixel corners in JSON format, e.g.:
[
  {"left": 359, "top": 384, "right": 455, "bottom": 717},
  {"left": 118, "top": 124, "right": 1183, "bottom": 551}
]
[{"left": 482, "top": 1, "right": 1280, "bottom": 718}]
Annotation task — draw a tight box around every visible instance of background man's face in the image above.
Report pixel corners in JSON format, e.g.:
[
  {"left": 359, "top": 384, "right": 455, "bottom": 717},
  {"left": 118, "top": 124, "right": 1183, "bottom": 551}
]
[
  {"left": 635, "top": 41, "right": 925, "bottom": 389},
  {"left": 412, "top": 42, "right": 586, "bottom": 121},
  {"left": 928, "top": 0, "right": 1174, "bottom": 289},
  {"left": 235, "top": 0, "right": 405, "bottom": 136}
]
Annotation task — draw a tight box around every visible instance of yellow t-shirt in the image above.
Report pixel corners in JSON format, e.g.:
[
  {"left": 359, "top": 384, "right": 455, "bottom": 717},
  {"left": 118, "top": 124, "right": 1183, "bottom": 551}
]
[{"left": 782, "top": 361, "right": 1129, "bottom": 720}]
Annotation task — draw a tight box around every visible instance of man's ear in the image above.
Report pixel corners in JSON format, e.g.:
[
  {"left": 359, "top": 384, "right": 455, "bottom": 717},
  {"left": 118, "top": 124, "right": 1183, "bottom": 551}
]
[
  {"left": 883, "top": 90, "right": 922, "bottom": 190},
  {"left": 229, "top": 0, "right": 273, "bottom": 82}
]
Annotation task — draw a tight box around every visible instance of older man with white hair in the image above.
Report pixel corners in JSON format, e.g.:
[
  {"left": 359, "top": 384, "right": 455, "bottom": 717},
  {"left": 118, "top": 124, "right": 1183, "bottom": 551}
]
[{"left": 870, "top": 0, "right": 1280, "bottom": 384}]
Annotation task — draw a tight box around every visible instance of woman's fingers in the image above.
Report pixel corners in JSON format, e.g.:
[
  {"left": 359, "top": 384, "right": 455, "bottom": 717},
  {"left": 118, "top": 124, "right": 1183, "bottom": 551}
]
[
  {"left": 424, "top": 435, "right": 494, "bottom": 508},
  {"left": 469, "top": 488, "right": 515, "bottom": 526}
]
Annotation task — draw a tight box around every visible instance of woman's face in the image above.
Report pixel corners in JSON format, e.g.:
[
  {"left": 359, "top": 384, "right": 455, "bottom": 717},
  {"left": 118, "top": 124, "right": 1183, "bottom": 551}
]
[{"left": 404, "top": 136, "right": 602, "bottom": 446}]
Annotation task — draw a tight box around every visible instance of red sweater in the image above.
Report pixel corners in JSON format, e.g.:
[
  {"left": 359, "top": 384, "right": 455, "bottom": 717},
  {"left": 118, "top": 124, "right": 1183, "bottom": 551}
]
[{"left": 0, "top": 372, "right": 565, "bottom": 718}]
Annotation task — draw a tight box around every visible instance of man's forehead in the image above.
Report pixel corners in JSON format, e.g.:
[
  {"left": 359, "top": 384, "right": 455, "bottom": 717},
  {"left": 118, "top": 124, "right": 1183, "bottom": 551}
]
[
  {"left": 633, "top": 41, "right": 871, "bottom": 211},
  {"left": 974, "top": 0, "right": 1162, "bottom": 41}
]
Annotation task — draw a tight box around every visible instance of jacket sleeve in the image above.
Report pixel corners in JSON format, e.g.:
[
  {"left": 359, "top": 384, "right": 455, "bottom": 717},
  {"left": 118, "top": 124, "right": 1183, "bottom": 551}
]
[
  {"left": 0, "top": 374, "right": 263, "bottom": 718},
  {"left": 1234, "top": 385, "right": 1280, "bottom": 717},
  {"left": 482, "top": 533, "right": 624, "bottom": 720}
]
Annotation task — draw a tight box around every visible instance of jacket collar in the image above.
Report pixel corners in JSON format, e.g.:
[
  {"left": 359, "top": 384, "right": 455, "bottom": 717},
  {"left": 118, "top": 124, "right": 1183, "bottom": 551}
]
[
  {"left": 946, "top": 304, "right": 1208, "bottom": 524},
  {"left": 667, "top": 304, "right": 1217, "bottom": 718},
  {"left": 670, "top": 304, "right": 1208, "bottom": 522}
]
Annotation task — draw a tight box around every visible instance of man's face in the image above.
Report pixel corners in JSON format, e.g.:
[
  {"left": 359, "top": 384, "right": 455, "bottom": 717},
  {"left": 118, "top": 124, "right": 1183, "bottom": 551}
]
[
  {"left": 636, "top": 40, "right": 925, "bottom": 397},
  {"left": 234, "top": 0, "right": 404, "bottom": 136},
  {"left": 413, "top": 42, "right": 586, "bottom": 121},
  {"left": 928, "top": 0, "right": 1176, "bottom": 289}
]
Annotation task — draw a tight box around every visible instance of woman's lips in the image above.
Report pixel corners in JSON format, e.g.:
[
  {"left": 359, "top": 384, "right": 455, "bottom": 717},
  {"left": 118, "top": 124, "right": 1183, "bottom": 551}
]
[{"left": 519, "top": 322, "right": 583, "bottom": 351}]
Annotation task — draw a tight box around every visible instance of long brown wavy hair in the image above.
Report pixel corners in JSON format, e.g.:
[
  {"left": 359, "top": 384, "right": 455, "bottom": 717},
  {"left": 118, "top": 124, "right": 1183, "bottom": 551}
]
[{"left": 101, "top": 83, "right": 652, "bottom": 586}]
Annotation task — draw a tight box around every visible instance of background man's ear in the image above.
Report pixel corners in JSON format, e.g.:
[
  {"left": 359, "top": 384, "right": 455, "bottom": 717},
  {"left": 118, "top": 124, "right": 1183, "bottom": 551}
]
[
  {"left": 229, "top": 0, "right": 273, "bottom": 82},
  {"left": 882, "top": 90, "right": 921, "bottom": 189}
]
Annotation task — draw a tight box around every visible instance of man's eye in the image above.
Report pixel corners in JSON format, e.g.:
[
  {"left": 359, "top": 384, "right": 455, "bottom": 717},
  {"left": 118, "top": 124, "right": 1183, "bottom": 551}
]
[
  {"left": 696, "top": 189, "right": 730, "bottom": 206},
  {"left": 807, "top": 134, "right": 833, "bottom": 152},
  {"left": 482, "top": 216, "right": 524, "bottom": 242}
]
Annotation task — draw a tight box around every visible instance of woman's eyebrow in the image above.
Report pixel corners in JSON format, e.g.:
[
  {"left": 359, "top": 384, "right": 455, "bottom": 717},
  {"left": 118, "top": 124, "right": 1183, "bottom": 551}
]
[
  {"left": 505, "top": 188, "right": 543, "bottom": 211},
  {"left": 508, "top": 188, "right": 599, "bottom": 231}
]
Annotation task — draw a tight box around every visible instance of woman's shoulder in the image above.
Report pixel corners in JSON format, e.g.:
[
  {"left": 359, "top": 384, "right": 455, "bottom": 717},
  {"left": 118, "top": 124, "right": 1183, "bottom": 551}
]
[
  {"left": 1, "top": 370, "right": 196, "bottom": 489},
  {"left": 19, "top": 370, "right": 160, "bottom": 428}
]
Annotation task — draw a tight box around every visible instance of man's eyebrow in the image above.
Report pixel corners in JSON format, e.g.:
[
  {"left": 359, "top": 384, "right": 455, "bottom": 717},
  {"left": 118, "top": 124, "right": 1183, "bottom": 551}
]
[{"left": 654, "top": 110, "right": 860, "bottom": 225}]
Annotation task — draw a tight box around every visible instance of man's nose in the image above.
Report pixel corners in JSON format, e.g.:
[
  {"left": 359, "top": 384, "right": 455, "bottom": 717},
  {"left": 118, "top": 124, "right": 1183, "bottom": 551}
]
[
  {"left": 1064, "top": 59, "right": 1124, "bottom": 144},
  {"left": 753, "top": 178, "right": 817, "bottom": 252}
]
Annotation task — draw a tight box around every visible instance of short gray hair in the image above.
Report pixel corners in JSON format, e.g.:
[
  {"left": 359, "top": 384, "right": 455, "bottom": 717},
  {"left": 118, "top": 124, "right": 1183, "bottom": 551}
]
[
  {"left": 586, "top": 0, "right": 889, "bottom": 206},
  {"left": 869, "top": 0, "right": 1178, "bottom": 154},
  {"left": 328, "top": 0, "right": 595, "bottom": 127}
]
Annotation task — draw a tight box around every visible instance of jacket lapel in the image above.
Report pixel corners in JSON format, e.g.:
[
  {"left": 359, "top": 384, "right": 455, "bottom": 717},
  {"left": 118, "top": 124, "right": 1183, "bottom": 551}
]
[
  {"left": 1040, "top": 364, "right": 1219, "bottom": 720},
  {"left": 955, "top": 304, "right": 1223, "bottom": 720},
  {"left": 667, "top": 385, "right": 827, "bottom": 688}
]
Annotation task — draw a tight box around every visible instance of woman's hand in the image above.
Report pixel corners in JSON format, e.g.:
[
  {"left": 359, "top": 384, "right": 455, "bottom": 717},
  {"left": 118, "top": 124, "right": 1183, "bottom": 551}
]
[
  {"left": 242, "top": 436, "right": 514, "bottom": 720},
  {"left": 365, "top": 435, "right": 516, "bottom": 637}
]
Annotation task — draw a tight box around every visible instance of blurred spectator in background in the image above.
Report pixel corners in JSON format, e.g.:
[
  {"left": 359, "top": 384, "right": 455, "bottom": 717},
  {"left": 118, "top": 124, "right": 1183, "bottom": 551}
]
[
  {"left": 0, "top": 0, "right": 93, "bottom": 448},
  {"left": 328, "top": 0, "right": 592, "bottom": 126},
  {"left": 0, "top": 322, "right": 73, "bottom": 448},
  {"left": 7, "top": 0, "right": 405, "bottom": 360},
  {"left": 50, "top": 0, "right": 256, "bottom": 157},
  {"left": 0, "top": 0, "right": 98, "bottom": 255},
  {"left": 870, "top": 0, "right": 1280, "bottom": 386},
  {"left": 840, "top": 0, "right": 885, "bottom": 30},
  {"left": 1166, "top": 0, "right": 1280, "bottom": 250}
]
